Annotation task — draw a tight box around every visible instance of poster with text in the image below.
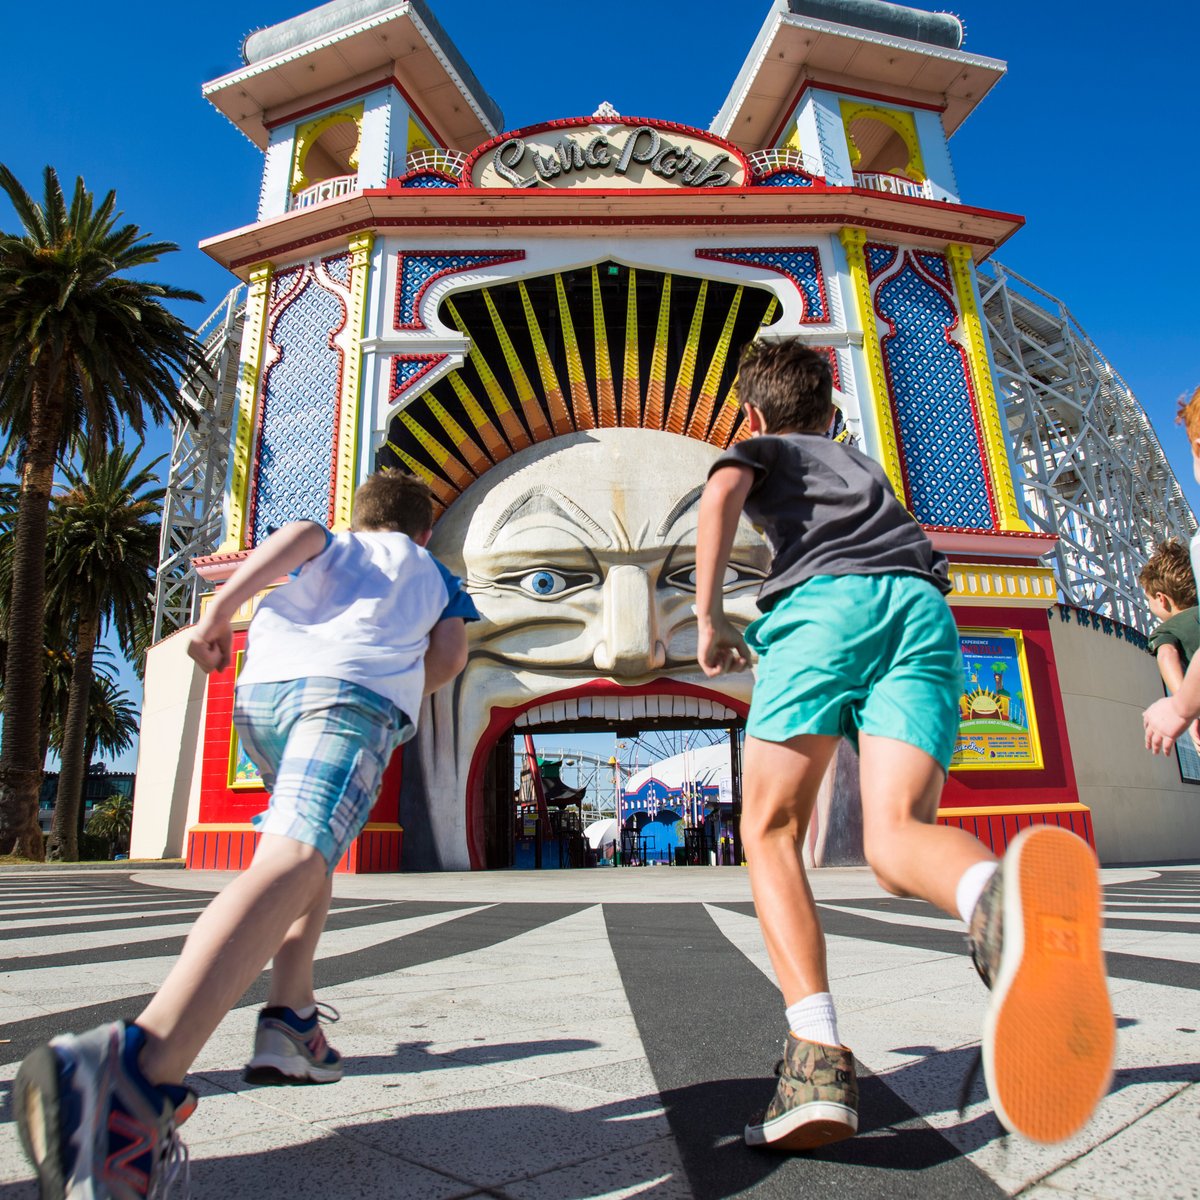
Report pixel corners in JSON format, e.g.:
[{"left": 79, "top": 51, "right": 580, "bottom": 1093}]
[{"left": 952, "top": 630, "right": 1043, "bottom": 770}]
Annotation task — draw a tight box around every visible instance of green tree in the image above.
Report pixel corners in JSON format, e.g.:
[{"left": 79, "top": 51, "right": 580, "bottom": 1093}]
[
  {"left": 43, "top": 448, "right": 163, "bottom": 859},
  {"left": 0, "top": 165, "right": 200, "bottom": 856},
  {"left": 85, "top": 792, "right": 133, "bottom": 859}
]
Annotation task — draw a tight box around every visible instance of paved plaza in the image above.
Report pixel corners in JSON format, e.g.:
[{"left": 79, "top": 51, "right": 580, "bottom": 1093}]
[{"left": 0, "top": 863, "right": 1197, "bottom": 1199}]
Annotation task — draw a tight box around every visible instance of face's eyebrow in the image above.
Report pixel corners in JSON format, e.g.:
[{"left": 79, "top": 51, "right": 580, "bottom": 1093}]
[
  {"left": 656, "top": 485, "right": 705, "bottom": 539},
  {"left": 484, "top": 485, "right": 613, "bottom": 549}
]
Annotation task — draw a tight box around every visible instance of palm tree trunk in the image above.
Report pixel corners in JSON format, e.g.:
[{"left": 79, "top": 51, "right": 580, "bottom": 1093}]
[
  {"left": 0, "top": 382, "right": 62, "bottom": 859},
  {"left": 76, "top": 732, "right": 97, "bottom": 850},
  {"left": 48, "top": 608, "right": 100, "bottom": 861}
]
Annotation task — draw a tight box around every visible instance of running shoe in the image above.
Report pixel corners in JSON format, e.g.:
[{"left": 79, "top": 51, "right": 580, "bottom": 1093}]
[
  {"left": 14, "top": 1021, "right": 196, "bottom": 1199},
  {"left": 243, "top": 1003, "right": 342, "bottom": 1085},
  {"left": 968, "top": 826, "right": 1114, "bottom": 1142},
  {"left": 744, "top": 1033, "right": 858, "bottom": 1151}
]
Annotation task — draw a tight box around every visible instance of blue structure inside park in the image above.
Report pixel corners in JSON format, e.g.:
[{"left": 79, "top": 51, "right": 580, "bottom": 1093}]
[{"left": 620, "top": 778, "right": 724, "bottom": 861}]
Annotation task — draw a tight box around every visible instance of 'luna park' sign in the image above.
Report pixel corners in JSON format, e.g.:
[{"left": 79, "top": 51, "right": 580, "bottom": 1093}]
[{"left": 468, "top": 120, "right": 748, "bottom": 190}]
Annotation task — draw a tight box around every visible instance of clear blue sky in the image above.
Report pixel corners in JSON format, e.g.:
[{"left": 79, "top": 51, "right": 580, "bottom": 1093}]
[{"left": 3, "top": 0, "right": 1198, "bottom": 769}]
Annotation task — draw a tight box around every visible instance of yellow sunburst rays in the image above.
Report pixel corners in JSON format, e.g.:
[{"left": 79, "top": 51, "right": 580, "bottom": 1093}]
[
  {"left": 483, "top": 289, "right": 551, "bottom": 442},
  {"left": 620, "top": 269, "right": 641, "bottom": 427},
  {"left": 382, "top": 440, "right": 458, "bottom": 508},
  {"left": 554, "top": 274, "right": 594, "bottom": 429},
  {"left": 665, "top": 280, "right": 708, "bottom": 435},
  {"left": 591, "top": 266, "right": 618, "bottom": 427},
  {"left": 687, "top": 285, "right": 744, "bottom": 441},
  {"left": 446, "top": 372, "right": 508, "bottom": 462},
  {"left": 709, "top": 294, "right": 776, "bottom": 446},
  {"left": 446, "top": 298, "right": 531, "bottom": 452},
  {"left": 393, "top": 410, "right": 475, "bottom": 496},
  {"left": 421, "top": 393, "right": 490, "bottom": 477},
  {"left": 518, "top": 281, "right": 574, "bottom": 435},
  {"left": 642, "top": 275, "right": 673, "bottom": 430}
]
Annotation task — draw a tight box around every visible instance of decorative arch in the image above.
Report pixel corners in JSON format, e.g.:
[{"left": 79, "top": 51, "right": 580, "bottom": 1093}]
[
  {"left": 291, "top": 103, "right": 364, "bottom": 192},
  {"left": 839, "top": 101, "right": 925, "bottom": 182}
]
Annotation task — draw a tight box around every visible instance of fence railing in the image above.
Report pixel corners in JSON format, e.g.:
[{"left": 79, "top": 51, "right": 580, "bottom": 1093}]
[
  {"left": 289, "top": 174, "right": 358, "bottom": 210},
  {"left": 405, "top": 149, "right": 468, "bottom": 179}
]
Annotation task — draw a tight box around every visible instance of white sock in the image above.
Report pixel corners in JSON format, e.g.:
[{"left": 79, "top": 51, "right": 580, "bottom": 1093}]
[
  {"left": 293, "top": 1004, "right": 317, "bottom": 1021},
  {"left": 956, "top": 861, "right": 999, "bottom": 925},
  {"left": 785, "top": 992, "right": 840, "bottom": 1047}
]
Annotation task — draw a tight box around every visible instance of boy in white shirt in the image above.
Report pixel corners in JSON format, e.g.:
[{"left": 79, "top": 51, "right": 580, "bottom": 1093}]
[{"left": 15, "top": 470, "right": 477, "bottom": 1200}]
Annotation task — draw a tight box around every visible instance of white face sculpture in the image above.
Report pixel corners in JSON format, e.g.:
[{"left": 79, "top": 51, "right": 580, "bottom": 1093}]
[{"left": 414, "top": 428, "right": 770, "bottom": 869}]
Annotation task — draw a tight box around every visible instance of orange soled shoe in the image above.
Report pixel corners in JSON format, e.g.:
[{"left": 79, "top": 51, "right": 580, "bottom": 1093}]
[
  {"left": 744, "top": 1034, "right": 858, "bottom": 1151},
  {"left": 969, "top": 826, "right": 1114, "bottom": 1142}
]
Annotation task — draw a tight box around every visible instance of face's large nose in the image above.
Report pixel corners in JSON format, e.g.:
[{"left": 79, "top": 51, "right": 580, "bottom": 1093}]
[{"left": 593, "top": 565, "right": 666, "bottom": 676}]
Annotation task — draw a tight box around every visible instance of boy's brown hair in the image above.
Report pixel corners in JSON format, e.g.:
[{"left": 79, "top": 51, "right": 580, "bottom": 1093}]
[
  {"left": 1177, "top": 384, "right": 1200, "bottom": 446},
  {"left": 1138, "top": 538, "right": 1198, "bottom": 609},
  {"left": 736, "top": 339, "right": 834, "bottom": 434},
  {"left": 351, "top": 470, "right": 434, "bottom": 536}
]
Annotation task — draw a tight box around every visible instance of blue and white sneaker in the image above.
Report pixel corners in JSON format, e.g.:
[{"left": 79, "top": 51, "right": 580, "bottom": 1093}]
[
  {"left": 243, "top": 1003, "right": 343, "bottom": 1085},
  {"left": 14, "top": 1021, "right": 196, "bottom": 1199}
]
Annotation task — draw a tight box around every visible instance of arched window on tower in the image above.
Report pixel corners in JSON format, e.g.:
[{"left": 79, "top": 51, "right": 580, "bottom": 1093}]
[
  {"left": 289, "top": 104, "right": 364, "bottom": 210},
  {"left": 840, "top": 102, "right": 930, "bottom": 198}
]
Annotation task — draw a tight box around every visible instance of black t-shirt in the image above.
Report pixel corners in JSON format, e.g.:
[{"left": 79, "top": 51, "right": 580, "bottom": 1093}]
[
  {"left": 1148, "top": 607, "right": 1200, "bottom": 671},
  {"left": 710, "top": 433, "right": 951, "bottom": 611}
]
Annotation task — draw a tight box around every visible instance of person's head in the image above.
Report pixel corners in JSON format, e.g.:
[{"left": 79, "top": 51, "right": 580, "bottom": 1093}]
[
  {"left": 735, "top": 339, "right": 834, "bottom": 435},
  {"left": 1139, "top": 538, "right": 1197, "bottom": 621},
  {"left": 351, "top": 469, "right": 435, "bottom": 541},
  {"left": 1177, "top": 385, "right": 1200, "bottom": 485}
]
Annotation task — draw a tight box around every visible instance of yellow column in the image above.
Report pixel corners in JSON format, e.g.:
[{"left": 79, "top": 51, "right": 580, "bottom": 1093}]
[
  {"left": 219, "top": 263, "right": 272, "bottom": 553},
  {"left": 947, "top": 244, "right": 1029, "bottom": 532},
  {"left": 332, "top": 233, "right": 375, "bottom": 529},
  {"left": 837, "top": 227, "right": 906, "bottom": 502}
]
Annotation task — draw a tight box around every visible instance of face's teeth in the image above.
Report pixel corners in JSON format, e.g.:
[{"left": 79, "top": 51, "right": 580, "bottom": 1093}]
[{"left": 513, "top": 693, "right": 740, "bottom": 729}]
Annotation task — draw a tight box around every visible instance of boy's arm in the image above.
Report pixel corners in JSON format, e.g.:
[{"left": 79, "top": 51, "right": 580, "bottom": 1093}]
[
  {"left": 1156, "top": 643, "right": 1186, "bottom": 693},
  {"left": 1144, "top": 649, "right": 1200, "bottom": 754},
  {"left": 423, "top": 618, "right": 469, "bottom": 694},
  {"left": 695, "top": 464, "right": 755, "bottom": 677},
  {"left": 187, "top": 521, "right": 331, "bottom": 674}
]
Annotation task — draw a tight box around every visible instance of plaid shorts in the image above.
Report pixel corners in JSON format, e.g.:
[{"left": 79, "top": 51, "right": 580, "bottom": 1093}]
[{"left": 233, "top": 677, "right": 413, "bottom": 871}]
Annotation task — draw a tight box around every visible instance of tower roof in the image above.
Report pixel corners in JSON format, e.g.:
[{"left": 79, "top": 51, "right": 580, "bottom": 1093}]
[
  {"left": 204, "top": 0, "right": 503, "bottom": 151},
  {"left": 712, "top": 0, "right": 1005, "bottom": 150}
]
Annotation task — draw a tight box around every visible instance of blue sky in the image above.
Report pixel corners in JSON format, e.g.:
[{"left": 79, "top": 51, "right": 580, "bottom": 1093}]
[{"left": 3, "top": 0, "right": 1198, "bottom": 769}]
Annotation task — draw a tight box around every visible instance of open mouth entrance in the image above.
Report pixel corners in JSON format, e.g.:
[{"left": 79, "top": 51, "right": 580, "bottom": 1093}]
[{"left": 477, "top": 685, "right": 747, "bottom": 870}]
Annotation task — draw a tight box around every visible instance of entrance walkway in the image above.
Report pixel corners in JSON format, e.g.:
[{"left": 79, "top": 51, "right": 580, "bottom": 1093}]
[{"left": 0, "top": 865, "right": 1196, "bottom": 1197}]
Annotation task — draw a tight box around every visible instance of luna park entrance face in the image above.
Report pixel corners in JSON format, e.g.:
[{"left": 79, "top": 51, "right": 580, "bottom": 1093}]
[{"left": 481, "top": 708, "right": 745, "bottom": 871}]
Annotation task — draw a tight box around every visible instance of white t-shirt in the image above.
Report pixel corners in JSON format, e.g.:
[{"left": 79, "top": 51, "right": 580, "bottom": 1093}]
[{"left": 237, "top": 529, "right": 477, "bottom": 724}]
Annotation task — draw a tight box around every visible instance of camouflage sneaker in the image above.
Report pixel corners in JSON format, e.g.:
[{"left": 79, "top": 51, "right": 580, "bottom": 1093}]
[
  {"left": 744, "top": 1034, "right": 858, "bottom": 1151},
  {"left": 244, "top": 1003, "right": 343, "bottom": 1085},
  {"left": 969, "top": 827, "right": 1114, "bottom": 1143}
]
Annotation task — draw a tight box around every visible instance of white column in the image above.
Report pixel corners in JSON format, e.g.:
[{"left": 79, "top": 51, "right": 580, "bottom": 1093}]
[{"left": 258, "top": 126, "right": 295, "bottom": 219}]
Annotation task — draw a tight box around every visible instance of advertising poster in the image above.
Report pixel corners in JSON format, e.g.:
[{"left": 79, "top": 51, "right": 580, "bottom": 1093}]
[
  {"left": 227, "top": 652, "right": 265, "bottom": 789},
  {"left": 952, "top": 630, "right": 1043, "bottom": 770}
]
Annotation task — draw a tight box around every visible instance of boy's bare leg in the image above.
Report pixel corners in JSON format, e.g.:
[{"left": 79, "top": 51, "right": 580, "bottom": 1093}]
[
  {"left": 857, "top": 732, "right": 995, "bottom": 914},
  {"left": 268, "top": 874, "right": 334, "bottom": 1011},
  {"left": 135, "top": 834, "right": 327, "bottom": 1087},
  {"left": 741, "top": 733, "right": 840, "bottom": 1005}
]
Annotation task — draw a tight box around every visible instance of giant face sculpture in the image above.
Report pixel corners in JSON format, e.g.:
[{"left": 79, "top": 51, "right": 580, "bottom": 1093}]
[{"left": 408, "top": 428, "right": 770, "bottom": 868}]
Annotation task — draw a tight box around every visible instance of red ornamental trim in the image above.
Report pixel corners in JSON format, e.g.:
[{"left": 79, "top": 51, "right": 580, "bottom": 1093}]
[
  {"left": 867, "top": 245, "right": 997, "bottom": 527},
  {"left": 393, "top": 169, "right": 461, "bottom": 188},
  {"left": 227, "top": 205, "right": 1008, "bottom": 272},
  {"left": 695, "top": 247, "right": 831, "bottom": 324},
  {"left": 461, "top": 116, "right": 752, "bottom": 188},
  {"left": 388, "top": 353, "right": 450, "bottom": 402},
  {"left": 392, "top": 250, "right": 525, "bottom": 332}
]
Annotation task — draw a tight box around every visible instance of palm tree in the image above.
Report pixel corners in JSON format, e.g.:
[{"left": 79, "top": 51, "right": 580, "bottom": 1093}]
[
  {"left": 0, "top": 165, "right": 200, "bottom": 856},
  {"left": 43, "top": 448, "right": 163, "bottom": 859},
  {"left": 86, "top": 793, "right": 133, "bottom": 859}
]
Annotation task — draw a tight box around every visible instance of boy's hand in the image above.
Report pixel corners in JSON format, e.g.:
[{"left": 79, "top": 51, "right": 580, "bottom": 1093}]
[
  {"left": 1144, "top": 695, "right": 1190, "bottom": 755},
  {"left": 188, "top": 612, "right": 233, "bottom": 675},
  {"left": 697, "top": 617, "right": 752, "bottom": 677}
]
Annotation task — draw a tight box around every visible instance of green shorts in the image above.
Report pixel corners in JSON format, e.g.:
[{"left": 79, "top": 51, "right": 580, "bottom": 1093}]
[{"left": 745, "top": 573, "right": 962, "bottom": 772}]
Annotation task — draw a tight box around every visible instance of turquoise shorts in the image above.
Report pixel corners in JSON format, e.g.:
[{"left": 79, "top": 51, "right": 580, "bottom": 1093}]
[{"left": 745, "top": 574, "right": 962, "bottom": 772}]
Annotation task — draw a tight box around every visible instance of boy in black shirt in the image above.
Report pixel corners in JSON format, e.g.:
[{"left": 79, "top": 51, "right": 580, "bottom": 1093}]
[{"left": 696, "top": 339, "right": 1113, "bottom": 1151}]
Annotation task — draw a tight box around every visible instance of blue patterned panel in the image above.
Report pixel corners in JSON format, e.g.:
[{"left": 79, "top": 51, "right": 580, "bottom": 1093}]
[
  {"left": 865, "top": 244, "right": 897, "bottom": 279},
  {"left": 402, "top": 173, "right": 457, "bottom": 189},
  {"left": 252, "top": 279, "right": 343, "bottom": 545},
  {"left": 915, "top": 252, "right": 949, "bottom": 286},
  {"left": 756, "top": 171, "right": 814, "bottom": 187},
  {"left": 323, "top": 252, "right": 351, "bottom": 287},
  {"left": 695, "top": 248, "right": 828, "bottom": 323},
  {"left": 394, "top": 251, "right": 523, "bottom": 329},
  {"left": 875, "top": 258, "right": 994, "bottom": 529}
]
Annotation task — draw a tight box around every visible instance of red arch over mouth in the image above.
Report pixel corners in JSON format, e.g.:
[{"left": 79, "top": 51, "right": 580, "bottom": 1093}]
[{"left": 464, "top": 679, "right": 749, "bottom": 869}]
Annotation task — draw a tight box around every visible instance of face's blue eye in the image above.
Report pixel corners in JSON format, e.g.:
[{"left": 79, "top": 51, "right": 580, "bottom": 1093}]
[{"left": 520, "top": 569, "right": 567, "bottom": 596}]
